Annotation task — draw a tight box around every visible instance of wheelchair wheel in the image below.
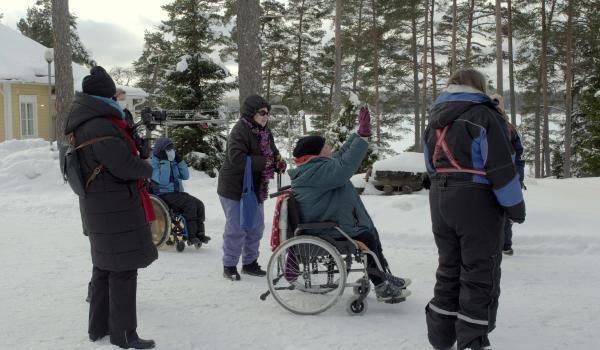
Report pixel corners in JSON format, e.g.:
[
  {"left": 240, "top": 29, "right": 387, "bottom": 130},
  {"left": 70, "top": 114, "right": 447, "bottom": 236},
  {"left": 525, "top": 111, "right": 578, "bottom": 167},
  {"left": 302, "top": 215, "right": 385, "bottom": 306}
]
[
  {"left": 149, "top": 195, "right": 171, "bottom": 248},
  {"left": 267, "top": 236, "right": 347, "bottom": 315},
  {"left": 176, "top": 240, "right": 185, "bottom": 252},
  {"left": 346, "top": 296, "right": 368, "bottom": 316}
]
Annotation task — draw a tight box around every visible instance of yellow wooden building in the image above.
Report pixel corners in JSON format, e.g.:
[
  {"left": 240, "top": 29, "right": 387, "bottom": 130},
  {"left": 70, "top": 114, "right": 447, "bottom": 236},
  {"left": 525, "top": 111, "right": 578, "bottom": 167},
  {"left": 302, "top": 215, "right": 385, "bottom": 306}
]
[{"left": 0, "top": 24, "right": 146, "bottom": 143}]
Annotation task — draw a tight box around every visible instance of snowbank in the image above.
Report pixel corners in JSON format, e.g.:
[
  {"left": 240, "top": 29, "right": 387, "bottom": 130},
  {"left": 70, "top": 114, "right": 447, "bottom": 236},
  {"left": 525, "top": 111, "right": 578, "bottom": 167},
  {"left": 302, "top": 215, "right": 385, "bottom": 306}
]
[
  {"left": 0, "top": 139, "right": 64, "bottom": 193},
  {"left": 372, "top": 152, "right": 426, "bottom": 174}
]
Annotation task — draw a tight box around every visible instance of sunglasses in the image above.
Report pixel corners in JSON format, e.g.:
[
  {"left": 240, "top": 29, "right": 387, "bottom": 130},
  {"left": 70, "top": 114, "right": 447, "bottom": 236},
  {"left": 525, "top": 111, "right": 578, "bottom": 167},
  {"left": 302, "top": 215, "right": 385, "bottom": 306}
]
[{"left": 257, "top": 110, "right": 270, "bottom": 117}]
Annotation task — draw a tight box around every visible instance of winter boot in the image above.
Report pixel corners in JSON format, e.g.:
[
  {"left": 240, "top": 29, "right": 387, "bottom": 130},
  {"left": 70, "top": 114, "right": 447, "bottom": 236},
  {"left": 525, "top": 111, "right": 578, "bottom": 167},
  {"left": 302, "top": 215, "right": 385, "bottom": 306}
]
[
  {"left": 384, "top": 273, "right": 412, "bottom": 289},
  {"left": 502, "top": 247, "right": 514, "bottom": 256},
  {"left": 187, "top": 236, "right": 202, "bottom": 248},
  {"left": 241, "top": 260, "right": 267, "bottom": 277},
  {"left": 223, "top": 266, "right": 241, "bottom": 281},
  {"left": 111, "top": 331, "right": 155, "bottom": 349},
  {"left": 375, "top": 281, "right": 411, "bottom": 303},
  {"left": 89, "top": 333, "right": 108, "bottom": 342},
  {"left": 197, "top": 233, "right": 211, "bottom": 244}
]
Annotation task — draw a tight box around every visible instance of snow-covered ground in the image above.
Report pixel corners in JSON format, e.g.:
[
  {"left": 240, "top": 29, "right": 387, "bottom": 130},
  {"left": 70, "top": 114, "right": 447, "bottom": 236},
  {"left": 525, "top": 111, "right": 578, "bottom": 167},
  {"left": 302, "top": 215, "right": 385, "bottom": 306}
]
[{"left": 1, "top": 139, "right": 599, "bottom": 350}]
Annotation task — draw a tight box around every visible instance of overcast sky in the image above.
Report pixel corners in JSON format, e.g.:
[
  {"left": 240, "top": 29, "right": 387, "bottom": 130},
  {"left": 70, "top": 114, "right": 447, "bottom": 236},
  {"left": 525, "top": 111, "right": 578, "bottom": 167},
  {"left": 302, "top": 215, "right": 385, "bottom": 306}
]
[{"left": 1, "top": 0, "right": 175, "bottom": 70}]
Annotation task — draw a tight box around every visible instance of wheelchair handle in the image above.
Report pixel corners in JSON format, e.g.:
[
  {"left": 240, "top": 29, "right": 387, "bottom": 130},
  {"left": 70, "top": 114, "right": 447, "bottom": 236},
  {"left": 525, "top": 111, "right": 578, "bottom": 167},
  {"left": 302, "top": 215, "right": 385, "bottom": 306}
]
[{"left": 269, "top": 185, "right": 291, "bottom": 199}]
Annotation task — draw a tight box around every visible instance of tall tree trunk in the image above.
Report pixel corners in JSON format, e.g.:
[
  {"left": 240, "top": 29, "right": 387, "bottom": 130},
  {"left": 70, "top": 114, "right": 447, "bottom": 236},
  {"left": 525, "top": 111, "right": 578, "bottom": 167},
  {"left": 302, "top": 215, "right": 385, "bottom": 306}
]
[
  {"left": 333, "top": 0, "right": 343, "bottom": 119},
  {"left": 420, "top": 0, "right": 429, "bottom": 141},
  {"left": 238, "top": 0, "right": 262, "bottom": 105},
  {"left": 51, "top": 0, "right": 74, "bottom": 142},
  {"left": 495, "top": 0, "right": 503, "bottom": 94},
  {"left": 430, "top": 0, "right": 437, "bottom": 99},
  {"left": 296, "top": 0, "right": 307, "bottom": 134},
  {"left": 534, "top": 53, "right": 543, "bottom": 178},
  {"left": 371, "top": 0, "right": 381, "bottom": 146},
  {"left": 563, "top": 0, "right": 574, "bottom": 178},
  {"left": 412, "top": 11, "right": 421, "bottom": 151},
  {"left": 507, "top": 0, "right": 517, "bottom": 126},
  {"left": 352, "top": 0, "right": 365, "bottom": 93},
  {"left": 451, "top": 0, "right": 457, "bottom": 74},
  {"left": 465, "top": 0, "right": 475, "bottom": 66},
  {"left": 541, "top": 0, "right": 553, "bottom": 177}
]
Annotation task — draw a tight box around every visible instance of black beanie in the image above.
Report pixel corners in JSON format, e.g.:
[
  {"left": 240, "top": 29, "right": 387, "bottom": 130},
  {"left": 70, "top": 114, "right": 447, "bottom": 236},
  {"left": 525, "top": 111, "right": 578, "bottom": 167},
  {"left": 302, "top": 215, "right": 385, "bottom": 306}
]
[
  {"left": 82, "top": 66, "right": 116, "bottom": 98},
  {"left": 241, "top": 94, "right": 271, "bottom": 118},
  {"left": 293, "top": 135, "right": 326, "bottom": 158}
]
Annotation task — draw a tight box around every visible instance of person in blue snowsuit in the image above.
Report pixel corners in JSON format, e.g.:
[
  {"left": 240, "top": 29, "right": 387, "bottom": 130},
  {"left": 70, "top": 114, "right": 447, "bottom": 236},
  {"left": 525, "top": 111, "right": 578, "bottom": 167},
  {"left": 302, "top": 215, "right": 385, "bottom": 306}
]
[
  {"left": 422, "top": 68, "right": 526, "bottom": 350},
  {"left": 151, "top": 137, "right": 210, "bottom": 246}
]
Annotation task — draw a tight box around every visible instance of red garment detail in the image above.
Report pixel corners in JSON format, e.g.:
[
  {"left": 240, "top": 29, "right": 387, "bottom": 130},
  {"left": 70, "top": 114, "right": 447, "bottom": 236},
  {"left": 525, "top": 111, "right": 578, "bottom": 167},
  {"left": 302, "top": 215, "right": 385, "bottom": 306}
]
[
  {"left": 270, "top": 192, "right": 290, "bottom": 251},
  {"left": 433, "top": 125, "right": 487, "bottom": 176},
  {"left": 109, "top": 117, "right": 156, "bottom": 223},
  {"left": 293, "top": 155, "right": 322, "bottom": 166}
]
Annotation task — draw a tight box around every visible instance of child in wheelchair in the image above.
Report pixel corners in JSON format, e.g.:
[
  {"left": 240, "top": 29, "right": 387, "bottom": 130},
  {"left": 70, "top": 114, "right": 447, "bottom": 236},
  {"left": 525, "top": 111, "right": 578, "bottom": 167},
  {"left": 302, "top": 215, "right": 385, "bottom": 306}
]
[
  {"left": 151, "top": 137, "right": 210, "bottom": 247},
  {"left": 287, "top": 107, "right": 411, "bottom": 303}
]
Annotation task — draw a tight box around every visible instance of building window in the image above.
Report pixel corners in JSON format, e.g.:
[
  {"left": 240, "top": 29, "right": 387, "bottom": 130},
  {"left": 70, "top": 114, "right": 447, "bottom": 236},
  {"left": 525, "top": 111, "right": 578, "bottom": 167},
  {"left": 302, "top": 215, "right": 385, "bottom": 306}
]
[{"left": 19, "top": 95, "right": 37, "bottom": 138}]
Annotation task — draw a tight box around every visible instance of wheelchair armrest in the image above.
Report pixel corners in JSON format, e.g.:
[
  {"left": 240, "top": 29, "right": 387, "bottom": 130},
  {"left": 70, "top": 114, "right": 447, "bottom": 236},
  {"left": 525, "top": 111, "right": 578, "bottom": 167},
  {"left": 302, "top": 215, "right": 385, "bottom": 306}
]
[{"left": 296, "top": 222, "right": 338, "bottom": 231}]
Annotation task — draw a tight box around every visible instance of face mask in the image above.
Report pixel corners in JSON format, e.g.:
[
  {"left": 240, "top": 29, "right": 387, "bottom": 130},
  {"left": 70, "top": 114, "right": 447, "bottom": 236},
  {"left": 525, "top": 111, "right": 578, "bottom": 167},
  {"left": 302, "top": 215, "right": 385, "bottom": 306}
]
[{"left": 165, "top": 149, "right": 176, "bottom": 161}]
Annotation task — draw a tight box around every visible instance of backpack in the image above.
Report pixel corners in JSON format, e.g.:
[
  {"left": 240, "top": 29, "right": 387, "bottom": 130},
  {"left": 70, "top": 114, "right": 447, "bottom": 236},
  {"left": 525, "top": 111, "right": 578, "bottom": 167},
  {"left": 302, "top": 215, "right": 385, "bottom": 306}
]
[{"left": 59, "top": 133, "right": 114, "bottom": 198}]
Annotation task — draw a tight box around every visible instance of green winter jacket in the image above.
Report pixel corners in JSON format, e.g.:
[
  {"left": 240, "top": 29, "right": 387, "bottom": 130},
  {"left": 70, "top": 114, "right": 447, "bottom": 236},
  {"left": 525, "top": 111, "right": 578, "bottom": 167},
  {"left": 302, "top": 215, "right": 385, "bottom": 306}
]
[{"left": 288, "top": 133, "right": 375, "bottom": 238}]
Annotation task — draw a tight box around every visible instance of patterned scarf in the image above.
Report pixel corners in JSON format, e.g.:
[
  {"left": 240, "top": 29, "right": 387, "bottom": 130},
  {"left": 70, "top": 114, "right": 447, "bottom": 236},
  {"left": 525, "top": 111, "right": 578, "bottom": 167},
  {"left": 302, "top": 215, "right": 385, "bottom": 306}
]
[{"left": 240, "top": 117, "right": 275, "bottom": 201}]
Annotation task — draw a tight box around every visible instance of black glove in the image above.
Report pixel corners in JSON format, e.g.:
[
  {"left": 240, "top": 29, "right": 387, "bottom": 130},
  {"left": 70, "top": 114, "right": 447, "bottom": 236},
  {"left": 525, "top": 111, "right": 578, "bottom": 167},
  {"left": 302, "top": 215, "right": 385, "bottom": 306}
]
[
  {"left": 175, "top": 153, "right": 183, "bottom": 164},
  {"left": 505, "top": 201, "right": 526, "bottom": 224}
]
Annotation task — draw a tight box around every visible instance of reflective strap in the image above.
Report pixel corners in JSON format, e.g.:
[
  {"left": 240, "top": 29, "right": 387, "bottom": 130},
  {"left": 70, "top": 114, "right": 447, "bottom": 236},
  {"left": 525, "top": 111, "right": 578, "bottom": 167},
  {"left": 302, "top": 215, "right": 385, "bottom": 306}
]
[
  {"left": 457, "top": 313, "right": 489, "bottom": 326},
  {"left": 428, "top": 303, "right": 458, "bottom": 317},
  {"left": 428, "top": 303, "right": 489, "bottom": 326},
  {"left": 436, "top": 168, "right": 488, "bottom": 176}
]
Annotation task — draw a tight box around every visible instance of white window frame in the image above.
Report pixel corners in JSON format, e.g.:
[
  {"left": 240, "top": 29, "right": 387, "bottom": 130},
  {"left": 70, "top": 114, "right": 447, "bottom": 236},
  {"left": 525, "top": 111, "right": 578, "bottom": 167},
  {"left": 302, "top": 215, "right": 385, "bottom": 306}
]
[{"left": 19, "top": 95, "right": 38, "bottom": 138}]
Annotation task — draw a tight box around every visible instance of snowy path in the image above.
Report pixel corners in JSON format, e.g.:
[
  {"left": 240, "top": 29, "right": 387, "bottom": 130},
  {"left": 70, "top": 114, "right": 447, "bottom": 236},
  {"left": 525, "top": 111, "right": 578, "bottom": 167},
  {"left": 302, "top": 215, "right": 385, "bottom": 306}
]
[{"left": 1, "top": 141, "right": 600, "bottom": 349}]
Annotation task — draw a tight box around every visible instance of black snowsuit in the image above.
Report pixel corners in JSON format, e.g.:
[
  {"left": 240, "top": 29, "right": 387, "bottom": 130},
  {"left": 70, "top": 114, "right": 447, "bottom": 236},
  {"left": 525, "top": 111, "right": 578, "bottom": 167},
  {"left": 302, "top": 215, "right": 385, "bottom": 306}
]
[
  {"left": 65, "top": 93, "right": 158, "bottom": 345},
  {"left": 422, "top": 90, "right": 526, "bottom": 350}
]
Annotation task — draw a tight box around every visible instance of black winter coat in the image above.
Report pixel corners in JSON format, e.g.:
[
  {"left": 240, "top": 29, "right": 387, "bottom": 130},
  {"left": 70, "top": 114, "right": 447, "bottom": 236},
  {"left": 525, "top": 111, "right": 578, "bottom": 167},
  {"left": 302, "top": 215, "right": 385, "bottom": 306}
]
[
  {"left": 65, "top": 93, "right": 158, "bottom": 271},
  {"left": 217, "top": 118, "right": 279, "bottom": 202}
]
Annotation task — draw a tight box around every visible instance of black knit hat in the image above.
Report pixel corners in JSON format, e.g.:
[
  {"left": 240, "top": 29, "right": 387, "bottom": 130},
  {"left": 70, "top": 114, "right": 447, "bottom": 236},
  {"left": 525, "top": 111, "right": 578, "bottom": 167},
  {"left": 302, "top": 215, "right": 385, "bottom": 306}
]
[
  {"left": 293, "top": 135, "right": 326, "bottom": 158},
  {"left": 82, "top": 66, "right": 116, "bottom": 98},
  {"left": 241, "top": 94, "right": 271, "bottom": 118}
]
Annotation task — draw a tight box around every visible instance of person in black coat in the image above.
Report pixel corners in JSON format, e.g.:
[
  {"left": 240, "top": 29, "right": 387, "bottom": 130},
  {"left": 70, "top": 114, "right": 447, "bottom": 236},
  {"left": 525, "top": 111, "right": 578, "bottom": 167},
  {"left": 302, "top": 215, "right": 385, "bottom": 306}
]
[
  {"left": 217, "top": 95, "right": 286, "bottom": 280},
  {"left": 422, "top": 68, "right": 526, "bottom": 350},
  {"left": 65, "top": 66, "right": 157, "bottom": 349}
]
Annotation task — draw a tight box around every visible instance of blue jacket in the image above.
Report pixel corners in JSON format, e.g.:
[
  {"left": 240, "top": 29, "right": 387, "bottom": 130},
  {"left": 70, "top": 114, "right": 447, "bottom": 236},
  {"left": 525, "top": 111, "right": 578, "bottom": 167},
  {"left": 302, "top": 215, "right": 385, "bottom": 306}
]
[{"left": 151, "top": 156, "right": 189, "bottom": 193}]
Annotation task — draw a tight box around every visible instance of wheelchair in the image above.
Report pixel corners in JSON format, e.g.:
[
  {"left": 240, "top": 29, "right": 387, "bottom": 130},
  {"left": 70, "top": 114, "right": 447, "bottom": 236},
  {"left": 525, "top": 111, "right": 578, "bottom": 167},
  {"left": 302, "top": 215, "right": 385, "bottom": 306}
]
[
  {"left": 149, "top": 194, "right": 202, "bottom": 252},
  {"left": 261, "top": 186, "right": 405, "bottom": 316}
]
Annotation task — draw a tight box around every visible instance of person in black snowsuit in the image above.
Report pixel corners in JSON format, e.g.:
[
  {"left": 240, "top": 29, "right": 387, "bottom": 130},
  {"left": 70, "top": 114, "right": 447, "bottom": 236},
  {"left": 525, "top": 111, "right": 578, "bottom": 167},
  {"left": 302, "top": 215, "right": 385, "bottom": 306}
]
[
  {"left": 422, "top": 68, "right": 526, "bottom": 350},
  {"left": 66, "top": 66, "right": 157, "bottom": 349},
  {"left": 490, "top": 93, "right": 526, "bottom": 256}
]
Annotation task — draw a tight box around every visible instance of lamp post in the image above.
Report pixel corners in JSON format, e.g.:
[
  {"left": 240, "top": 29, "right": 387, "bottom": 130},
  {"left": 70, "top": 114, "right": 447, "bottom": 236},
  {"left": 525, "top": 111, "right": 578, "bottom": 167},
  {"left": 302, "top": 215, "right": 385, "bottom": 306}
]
[{"left": 44, "top": 48, "right": 54, "bottom": 141}]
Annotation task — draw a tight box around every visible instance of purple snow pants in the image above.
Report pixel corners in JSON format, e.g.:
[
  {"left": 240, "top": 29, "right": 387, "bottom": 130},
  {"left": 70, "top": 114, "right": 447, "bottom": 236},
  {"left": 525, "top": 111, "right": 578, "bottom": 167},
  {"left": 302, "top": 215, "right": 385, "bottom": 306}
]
[{"left": 219, "top": 196, "right": 265, "bottom": 267}]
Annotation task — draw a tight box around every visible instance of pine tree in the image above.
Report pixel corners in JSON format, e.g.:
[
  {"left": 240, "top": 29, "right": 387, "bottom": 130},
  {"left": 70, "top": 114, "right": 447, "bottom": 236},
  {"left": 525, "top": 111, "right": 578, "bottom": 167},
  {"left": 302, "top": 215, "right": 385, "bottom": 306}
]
[
  {"left": 572, "top": 63, "right": 600, "bottom": 177},
  {"left": 282, "top": 0, "right": 332, "bottom": 133},
  {"left": 17, "top": 0, "right": 91, "bottom": 65},
  {"left": 134, "top": 0, "right": 236, "bottom": 177}
]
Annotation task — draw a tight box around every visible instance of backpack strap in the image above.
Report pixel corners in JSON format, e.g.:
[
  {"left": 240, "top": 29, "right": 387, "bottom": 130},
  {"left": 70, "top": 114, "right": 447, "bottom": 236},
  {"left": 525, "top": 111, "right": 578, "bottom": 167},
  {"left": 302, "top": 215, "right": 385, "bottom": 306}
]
[
  {"left": 433, "top": 125, "right": 487, "bottom": 176},
  {"left": 75, "top": 136, "right": 115, "bottom": 150},
  {"left": 72, "top": 135, "right": 115, "bottom": 188}
]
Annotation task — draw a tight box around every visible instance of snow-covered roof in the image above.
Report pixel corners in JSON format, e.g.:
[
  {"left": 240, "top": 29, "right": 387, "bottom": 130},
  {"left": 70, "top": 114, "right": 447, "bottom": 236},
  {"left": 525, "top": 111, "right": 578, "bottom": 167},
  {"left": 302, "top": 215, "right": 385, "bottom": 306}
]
[
  {"left": 373, "top": 152, "right": 427, "bottom": 174},
  {"left": 0, "top": 23, "right": 88, "bottom": 85},
  {"left": 0, "top": 24, "right": 146, "bottom": 98}
]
